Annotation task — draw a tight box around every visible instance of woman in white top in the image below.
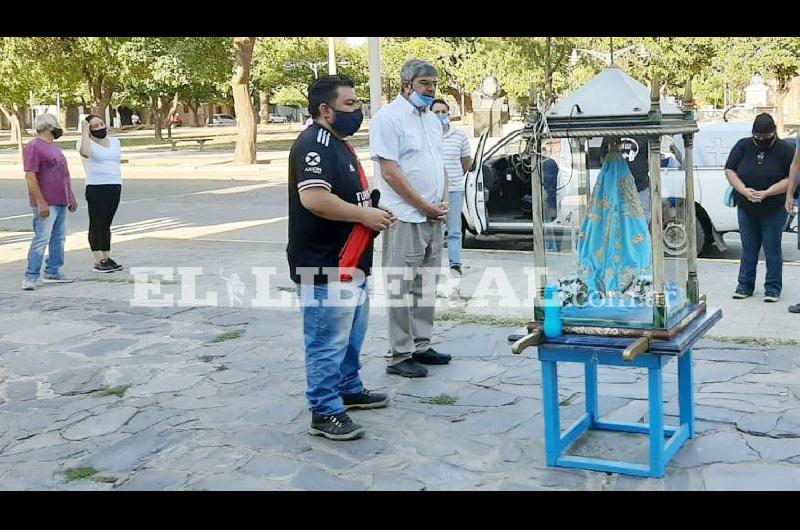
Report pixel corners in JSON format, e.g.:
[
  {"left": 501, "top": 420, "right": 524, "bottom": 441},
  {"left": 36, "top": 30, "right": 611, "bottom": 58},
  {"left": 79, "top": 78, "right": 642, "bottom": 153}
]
[{"left": 78, "top": 114, "right": 124, "bottom": 273}]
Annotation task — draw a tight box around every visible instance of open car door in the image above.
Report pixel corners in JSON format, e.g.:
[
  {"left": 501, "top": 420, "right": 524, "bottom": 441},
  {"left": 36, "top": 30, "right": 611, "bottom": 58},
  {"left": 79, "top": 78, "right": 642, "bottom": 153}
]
[{"left": 464, "top": 129, "right": 490, "bottom": 235}]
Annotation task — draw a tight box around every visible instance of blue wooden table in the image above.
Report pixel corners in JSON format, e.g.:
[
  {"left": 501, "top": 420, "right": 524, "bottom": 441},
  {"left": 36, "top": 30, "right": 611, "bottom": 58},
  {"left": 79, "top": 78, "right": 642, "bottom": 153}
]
[{"left": 535, "top": 307, "right": 722, "bottom": 478}]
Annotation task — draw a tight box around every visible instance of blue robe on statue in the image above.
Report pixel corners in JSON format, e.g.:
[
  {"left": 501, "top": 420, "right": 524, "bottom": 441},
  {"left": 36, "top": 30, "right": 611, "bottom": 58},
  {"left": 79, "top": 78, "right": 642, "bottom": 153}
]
[{"left": 576, "top": 152, "right": 653, "bottom": 297}]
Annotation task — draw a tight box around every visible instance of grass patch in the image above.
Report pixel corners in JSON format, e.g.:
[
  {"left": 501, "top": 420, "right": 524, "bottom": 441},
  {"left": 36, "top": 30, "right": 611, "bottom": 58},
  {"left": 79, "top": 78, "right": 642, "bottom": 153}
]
[
  {"left": 436, "top": 309, "right": 527, "bottom": 329},
  {"left": 423, "top": 393, "right": 459, "bottom": 406},
  {"left": 93, "top": 385, "right": 131, "bottom": 398},
  {"left": 706, "top": 335, "right": 800, "bottom": 348},
  {"left": 63, "top": 467, "right": 99, "bottom": 481},
  {"left": 212, "top": 329, "right": 245, "bottom": 342}
]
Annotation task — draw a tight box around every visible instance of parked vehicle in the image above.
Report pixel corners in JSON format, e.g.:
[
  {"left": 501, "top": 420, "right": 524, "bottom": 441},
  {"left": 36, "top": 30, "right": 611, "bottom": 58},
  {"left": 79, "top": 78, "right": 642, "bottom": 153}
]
[
  {"left": 461, "top": 121, "right": 796, "bottom": 256},
  {"left": 207, "top": 114, "right": 237, "bottom": 126},
  {"left": 268, "top": 114, "right": 288, "bottom": 123}
]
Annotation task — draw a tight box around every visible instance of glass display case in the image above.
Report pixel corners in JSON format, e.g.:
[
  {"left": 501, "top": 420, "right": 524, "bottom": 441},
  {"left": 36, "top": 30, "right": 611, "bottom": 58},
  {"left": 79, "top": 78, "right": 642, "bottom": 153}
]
[{"left": 525, "top": 68, "right": 703, "bottom": 337}]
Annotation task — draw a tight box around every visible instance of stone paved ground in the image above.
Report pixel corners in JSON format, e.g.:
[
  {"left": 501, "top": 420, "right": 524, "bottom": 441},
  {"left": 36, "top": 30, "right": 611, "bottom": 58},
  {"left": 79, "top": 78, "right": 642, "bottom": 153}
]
[
  {"left": 1, "top": 170, "right": 799, "bottom": 490},
  {"left": 1, "top": 285, "right": 799, "bottom": 490}
]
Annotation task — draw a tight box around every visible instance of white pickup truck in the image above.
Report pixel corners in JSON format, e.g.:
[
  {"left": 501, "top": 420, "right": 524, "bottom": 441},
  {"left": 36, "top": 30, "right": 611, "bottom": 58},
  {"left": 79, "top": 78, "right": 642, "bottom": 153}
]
[{"left": 461, "top": 121, "right": 794, "bottom": 255}]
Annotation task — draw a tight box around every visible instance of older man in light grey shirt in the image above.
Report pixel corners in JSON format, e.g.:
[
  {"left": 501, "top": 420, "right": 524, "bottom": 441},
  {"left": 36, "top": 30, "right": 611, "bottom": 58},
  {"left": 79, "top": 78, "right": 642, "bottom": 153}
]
[{"left": 370, "top": 59, "right": 450, "bottom": 378}]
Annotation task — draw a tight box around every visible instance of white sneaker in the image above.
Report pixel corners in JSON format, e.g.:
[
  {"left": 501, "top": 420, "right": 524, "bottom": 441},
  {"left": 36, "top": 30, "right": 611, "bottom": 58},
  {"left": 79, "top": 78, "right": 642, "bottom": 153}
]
[
  {"left": 42, "top": 273, "right": 74, "bottom": 284},
  {"left": 21, "top": 278, "right": 37, "bottom": 290}
]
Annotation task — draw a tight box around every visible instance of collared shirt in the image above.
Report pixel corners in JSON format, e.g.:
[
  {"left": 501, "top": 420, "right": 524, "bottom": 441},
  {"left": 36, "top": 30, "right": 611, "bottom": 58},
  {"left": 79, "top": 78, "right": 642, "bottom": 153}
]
[
  {"left": 369, "top": 94, "right": 445, "bottom": 223},
  {"left": 441, "top": 127, "right": 471, "bottom": 191}
]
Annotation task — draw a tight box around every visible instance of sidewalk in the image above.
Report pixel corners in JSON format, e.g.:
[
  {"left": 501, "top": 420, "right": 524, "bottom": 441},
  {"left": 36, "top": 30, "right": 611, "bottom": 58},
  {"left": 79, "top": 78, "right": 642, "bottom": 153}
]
[{"left": 0, "top": 236, "right": 798, "bottom": 490}]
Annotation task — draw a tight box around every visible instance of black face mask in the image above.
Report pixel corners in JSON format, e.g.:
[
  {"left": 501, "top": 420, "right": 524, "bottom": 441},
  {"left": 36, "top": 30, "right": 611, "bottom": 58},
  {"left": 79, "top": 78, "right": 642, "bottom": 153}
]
[
  {"left": 330, "top": 108, "right": 364, "bottom": 137},
  {"left": 91, "top": 128, "right": 108, "bottom": 139},
  {"left": 753, "top": 136, "right": 775, "bottom": 150},
  {"left": 50, "top": 127, "right": 63, "bottom": 140}
]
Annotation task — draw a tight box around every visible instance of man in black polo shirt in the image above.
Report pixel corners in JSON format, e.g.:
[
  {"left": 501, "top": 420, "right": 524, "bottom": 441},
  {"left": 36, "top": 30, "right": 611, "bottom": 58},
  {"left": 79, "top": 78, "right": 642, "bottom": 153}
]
[{"left": 288, "top": 75, "right": 396, "bottom": 440}]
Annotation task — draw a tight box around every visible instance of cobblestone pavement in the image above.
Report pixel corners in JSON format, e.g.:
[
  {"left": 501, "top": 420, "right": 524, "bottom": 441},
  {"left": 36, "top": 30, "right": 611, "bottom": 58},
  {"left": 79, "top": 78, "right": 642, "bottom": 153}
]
[{"left": 1, "top": 281, "right": 799, "bottom": 490}]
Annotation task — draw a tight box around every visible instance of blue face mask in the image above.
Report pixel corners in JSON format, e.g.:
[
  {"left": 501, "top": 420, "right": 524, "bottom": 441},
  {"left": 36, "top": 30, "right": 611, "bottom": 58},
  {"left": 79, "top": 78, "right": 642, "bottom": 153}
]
[
  {"left": 330, "top": 108, "right": 364, "bottom": 137},
  {"left": 409, "top": 90, "right": 435, "bottom": 109},
  {"left": 437, "top": 115, "right": 450, "bottom": 126}
]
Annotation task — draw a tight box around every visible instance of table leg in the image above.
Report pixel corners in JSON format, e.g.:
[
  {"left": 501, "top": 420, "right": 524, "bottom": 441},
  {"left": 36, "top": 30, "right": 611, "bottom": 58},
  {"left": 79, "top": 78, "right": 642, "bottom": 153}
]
[
  {"left": 541, "top": 360, "right": 561, "bottom": 466},
  {"left": 648, "top": 364, "right": 665, "bottom": 477},
  {"left": 584, "top": 356, "right": 599, "bottom": 423},
  {"left": 678, "top": 349, "right": 695, "bottom": 438}
]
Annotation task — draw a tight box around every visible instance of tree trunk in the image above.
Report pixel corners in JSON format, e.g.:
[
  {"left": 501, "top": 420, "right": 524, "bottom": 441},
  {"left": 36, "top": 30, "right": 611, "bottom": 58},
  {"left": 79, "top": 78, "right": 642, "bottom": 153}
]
[
  {"left": 150, "top": 96, "right": 163, "bottom": 141},
  {"left": 89, "top": 80, "right": 113, "bottom": 118},
  {"left": 259, "top": 90, "right": 270, "bottom": 125},
  {"left": 0, "top": 105, "right": 16, "bottom": 142},
  {"left": 232, "top": 37, "right": 257, "bottom": 164},
  {"left": 544, "top": 37, "right": 554, "bottom": 105},
  {"left": 442, "top": 87, "right": 460, "bottom": 115},
  {"left": 188, "top": 103, "right": 200, "bottom": 127},
  {"left": 165, "top": 92, "right": 180, "bottom": 139},
  {"left": 1, "top": 105, "right": 25, "bottom": 164}
]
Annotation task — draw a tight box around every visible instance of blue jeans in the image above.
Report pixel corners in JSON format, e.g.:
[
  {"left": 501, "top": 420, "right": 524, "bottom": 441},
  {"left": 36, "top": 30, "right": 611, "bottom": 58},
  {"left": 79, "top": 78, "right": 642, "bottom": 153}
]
[
  {"left": 446, "top": 190, "right": 464, "bottom": 267},
  {"left": 297, "top": 281, "right": 368, "bottom": 415},
  {"left": 737, "top": 207, "right": 787, "bottom": 296},
  {"left": 25, "top": 205, "right": 68, "bottom": 281}
]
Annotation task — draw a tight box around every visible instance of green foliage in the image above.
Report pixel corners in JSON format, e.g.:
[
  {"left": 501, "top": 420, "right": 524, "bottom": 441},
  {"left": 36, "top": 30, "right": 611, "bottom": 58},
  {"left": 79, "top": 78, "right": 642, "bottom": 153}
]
[
  {"left": 423, "top": 394, "right": 459, "bottom": 406},
  {"left": 4, "top": 36, "right": 798, "bottom": 121}
]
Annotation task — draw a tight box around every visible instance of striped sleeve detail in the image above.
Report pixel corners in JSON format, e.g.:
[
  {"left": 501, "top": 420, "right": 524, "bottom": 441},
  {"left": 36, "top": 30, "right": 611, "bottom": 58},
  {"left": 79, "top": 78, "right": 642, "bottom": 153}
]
[{"left": 298, "top": 179, "right": 332, "bottom": 192}]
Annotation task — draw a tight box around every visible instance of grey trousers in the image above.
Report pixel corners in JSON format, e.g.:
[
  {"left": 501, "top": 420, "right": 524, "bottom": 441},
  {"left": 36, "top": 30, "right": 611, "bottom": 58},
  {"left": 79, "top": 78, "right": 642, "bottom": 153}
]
[{"left": 381, "top": 220, "right": 443, "bottom": 365}]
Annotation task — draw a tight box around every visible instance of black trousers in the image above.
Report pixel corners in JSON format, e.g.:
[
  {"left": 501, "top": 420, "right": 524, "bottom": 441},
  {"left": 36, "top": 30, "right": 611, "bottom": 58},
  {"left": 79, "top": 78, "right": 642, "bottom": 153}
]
[{"left": 85, "top": 184, "right": 121, "bottom": 252}]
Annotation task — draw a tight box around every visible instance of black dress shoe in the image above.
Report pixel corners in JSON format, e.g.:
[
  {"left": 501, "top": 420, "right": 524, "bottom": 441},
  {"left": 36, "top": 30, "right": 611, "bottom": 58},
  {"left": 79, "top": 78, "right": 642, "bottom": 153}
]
[
  {"left": 412, "top": 348, "right": 452, "bottom": 365},
  {"left": 789, "top": 303, "right": 800, "bottom": 314},
  {"left": 386, "top": 359, "right": 428, "bottom": 378}
]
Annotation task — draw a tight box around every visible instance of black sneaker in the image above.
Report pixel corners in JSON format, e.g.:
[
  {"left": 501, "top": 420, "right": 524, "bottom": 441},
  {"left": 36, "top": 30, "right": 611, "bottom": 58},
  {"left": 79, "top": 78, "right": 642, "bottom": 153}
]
[
  {"left": 105, "top": 258, "right": 123, "bottom": 271},
  {"left": 788, "top": 303, "right": 800, "bottom": 314},
  {"left": 450, "top": 265, "right": 462, "bottom": 277},
  {"left": 386, "top": 358, "right": 428, "bottom": 378},
  {"left": 342, "top": 389, "right": 390, "bottom": 410},
  {"left": 309, "top": 412, "right": 365, "bottom": 441},
  {"left": 93, "top": 260, "right": 117, "bottom": 273},
  {"left": 764, "top": 293, "right": 780, "bottom": 303},
  {"left": 413, "top": 348, "right": 452, "bottom": 365},
  {"left": 732, "top": 289, "right": 753, "bottom": 299}
]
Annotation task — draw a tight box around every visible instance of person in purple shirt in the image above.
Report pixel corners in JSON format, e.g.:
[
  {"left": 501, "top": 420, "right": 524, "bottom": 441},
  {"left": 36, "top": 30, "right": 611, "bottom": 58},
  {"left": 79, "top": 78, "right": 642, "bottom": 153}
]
[{"left": 22, "top": 113, "right": 78, "bottom": 290}]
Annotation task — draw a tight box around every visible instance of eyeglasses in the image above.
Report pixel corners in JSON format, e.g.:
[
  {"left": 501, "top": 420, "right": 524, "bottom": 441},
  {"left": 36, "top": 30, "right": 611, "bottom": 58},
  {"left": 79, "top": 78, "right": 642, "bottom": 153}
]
[{"left": 753, "top": 134, "right": 775, "bottom": 141}]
